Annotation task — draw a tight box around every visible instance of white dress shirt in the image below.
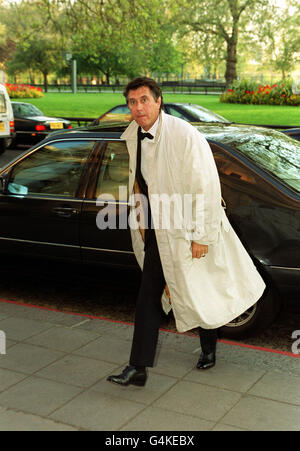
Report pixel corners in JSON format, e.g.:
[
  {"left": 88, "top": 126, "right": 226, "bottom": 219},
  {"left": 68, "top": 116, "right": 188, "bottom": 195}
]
[{"left": 140, "top": 116, "right": 159, "bottom": 184}]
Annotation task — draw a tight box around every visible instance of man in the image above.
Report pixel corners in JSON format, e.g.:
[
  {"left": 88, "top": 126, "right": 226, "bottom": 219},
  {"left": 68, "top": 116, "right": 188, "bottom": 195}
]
[{"left": 107, "top": 77, "right": 266, "bottom": 387}]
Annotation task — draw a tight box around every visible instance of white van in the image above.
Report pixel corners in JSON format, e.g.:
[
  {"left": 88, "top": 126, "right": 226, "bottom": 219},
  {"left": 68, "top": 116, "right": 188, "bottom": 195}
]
[{"left": 0, "top": 83, "right": 14, "bottom": 155}]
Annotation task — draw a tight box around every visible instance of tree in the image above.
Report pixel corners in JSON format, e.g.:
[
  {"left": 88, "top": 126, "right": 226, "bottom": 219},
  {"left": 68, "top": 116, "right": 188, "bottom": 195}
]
[
  {"left": 173, "top": 0, "right": 271, "bottom": 85},
  {"left": 7, "top": 38, "right": 60, "bottom": 90},
  {"left": 179, "top": 29, "right": 225, "bottom": 80},
  {"left": 1, "top": 0, "right": 65, "bottom": 88},
  {"left": 0, "top": 18, "right": 15, "bottom": 71},
  {"left": 262, "top": 1, "right": 300, "bottom": 79},
  {"left": 149, "top": 37, "right": 183, "bottom": 79},
  {"left": 41, "top": 0, "right": 181, "bottom": 82}
]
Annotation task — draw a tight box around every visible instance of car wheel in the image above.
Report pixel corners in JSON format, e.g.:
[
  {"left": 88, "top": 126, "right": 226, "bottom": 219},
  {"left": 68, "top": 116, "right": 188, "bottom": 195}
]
[
  {"left": 6, "top": 137, "right": 16, "bottom": 149},
  {"left": 220, "top": 283, "right": 281, "bottom": 339}
]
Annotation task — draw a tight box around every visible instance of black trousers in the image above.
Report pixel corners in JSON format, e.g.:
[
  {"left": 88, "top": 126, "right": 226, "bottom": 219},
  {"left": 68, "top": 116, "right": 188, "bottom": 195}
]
[{"left": 129, "top": 227, "right": 218, "bottom": 368}]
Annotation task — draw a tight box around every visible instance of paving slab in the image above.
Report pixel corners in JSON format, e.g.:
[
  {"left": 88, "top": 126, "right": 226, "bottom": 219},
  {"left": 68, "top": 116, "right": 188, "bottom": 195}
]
[
  {"left": 50, "top": 389, "right": 146, "bottom": 431},
  {"left": 74, "top": 335, "right": 132, "bottom": 365},
  {"left": 0, "top": 368, "right": 28, "bottom": 391},
  {"left": 0, "top": 375, "right": 82, "bottom": 416},
  {"left": 24, "top": 325, "right": 101, "bottom": 353},
  {"left": 77, "top": 319, "right": 134, "bottom": 341},
  {"left": 0, "top": 317, "right": 53, "bottom": 341},
  {"left": 0, "top": 342, "right": 65, "bottom": 374},
  {"left": 183, "top": 361, "right": 266, "bottom": 392},
  {"left": 121, "top": 406, "right": 215, "bottom": 431},
  {"left": 221, "top": 395, "right": 300, "bottom": 431},
  {"left": 153, "top": 380, "right": 242, "bottom": 423},
  {"left": 36, "top": 354, "right": 117, "bottom": 388},
  {"left": 248, "top": 370, "right": 300, "bottom": 405},
  {"left": 0, "top": 406, "right": 78, "bottom": 431}
]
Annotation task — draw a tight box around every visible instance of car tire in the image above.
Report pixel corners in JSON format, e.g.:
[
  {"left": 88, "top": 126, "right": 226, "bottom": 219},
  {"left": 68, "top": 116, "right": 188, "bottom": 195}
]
[
  {"left": 220, "top": 272, "right": 281, "bottom": 340},
  {"left": 6, "top": 137, "right": 16, "bottom": 149}
]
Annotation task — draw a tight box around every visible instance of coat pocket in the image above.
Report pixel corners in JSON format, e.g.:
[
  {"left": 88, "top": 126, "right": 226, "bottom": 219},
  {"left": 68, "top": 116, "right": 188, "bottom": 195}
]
[{"left": 172, "top": 237, "right": 194, "bottom": 271}]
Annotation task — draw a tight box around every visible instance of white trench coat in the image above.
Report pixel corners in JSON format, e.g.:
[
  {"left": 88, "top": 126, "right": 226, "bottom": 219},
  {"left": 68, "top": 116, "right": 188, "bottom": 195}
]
[{"left": 121, "top": 111, "right": 266, "bottom": 333}]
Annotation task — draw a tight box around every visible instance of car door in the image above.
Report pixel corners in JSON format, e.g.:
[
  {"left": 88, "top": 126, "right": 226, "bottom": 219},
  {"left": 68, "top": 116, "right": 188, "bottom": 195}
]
[
  {"left": 0, "top": 138, "right": 97, "bottom": 262},
  {"left": 80, "top": 139, "right": 136, "bottom": 267}
]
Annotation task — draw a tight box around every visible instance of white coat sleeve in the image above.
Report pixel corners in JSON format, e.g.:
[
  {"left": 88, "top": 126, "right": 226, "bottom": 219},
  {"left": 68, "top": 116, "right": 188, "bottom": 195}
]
[{"left": 182, "top": 129, "right": 222, "bottom": 245}]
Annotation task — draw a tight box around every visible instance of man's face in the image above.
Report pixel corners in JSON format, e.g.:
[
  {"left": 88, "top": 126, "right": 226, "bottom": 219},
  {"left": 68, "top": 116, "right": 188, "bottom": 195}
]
[{"left": 127, "top": 86, "right": 161, "bottom": 131}]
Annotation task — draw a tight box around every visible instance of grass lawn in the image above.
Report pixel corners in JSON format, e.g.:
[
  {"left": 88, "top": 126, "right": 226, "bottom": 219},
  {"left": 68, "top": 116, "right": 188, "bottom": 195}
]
[{"left": 27, "top": 92, "right": 300, "bottom": 126}]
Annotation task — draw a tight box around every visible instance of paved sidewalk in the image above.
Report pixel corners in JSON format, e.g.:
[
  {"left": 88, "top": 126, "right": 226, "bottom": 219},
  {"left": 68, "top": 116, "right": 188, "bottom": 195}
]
[{"left": 0, "top": 298, "right": 300, "bottom": 431}]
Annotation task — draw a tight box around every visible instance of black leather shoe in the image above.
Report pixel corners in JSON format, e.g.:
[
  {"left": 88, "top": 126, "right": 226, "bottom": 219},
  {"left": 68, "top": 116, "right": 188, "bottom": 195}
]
[
  {"left": 197, "top": 352, "right": 216, "bottom": 370},
  {"left": 107, "top": 365, "right": 147, "bottom": 387}
]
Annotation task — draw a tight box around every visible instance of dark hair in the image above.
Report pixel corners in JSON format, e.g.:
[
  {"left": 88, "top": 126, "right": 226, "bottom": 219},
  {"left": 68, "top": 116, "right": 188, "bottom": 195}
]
[{"left": 123, "top": 77, "right": 163, "bottom": 110}]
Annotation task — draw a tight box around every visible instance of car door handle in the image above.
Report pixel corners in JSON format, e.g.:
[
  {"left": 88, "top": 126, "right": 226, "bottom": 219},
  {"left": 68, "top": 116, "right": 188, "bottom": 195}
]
[{"left": 53, "top": 207, "right": 79, "bottom": 218}]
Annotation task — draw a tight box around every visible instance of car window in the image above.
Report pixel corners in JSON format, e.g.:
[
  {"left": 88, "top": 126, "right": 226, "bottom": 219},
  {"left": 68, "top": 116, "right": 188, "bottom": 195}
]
[
  {"left": 111, "top": 106, "right": 130, "bottom": 114},
  {"left": 166, "top": 106, "right": 189, "bottom": 122},
  {"left": 15, "top": 103, "right": 43, "bottom": 116},
  {"left": 0, "top": 93, "right": 6, "bottom": 113},
  {"left": 99, "top": 112, "right": 132, "bottom": 122},
  {"left": 98, "top": 105, "right": 131, "bottom": 123},
  {"left": 180, "top": 104, "right": 229, "bottom": 123},
  {"left": 8, "top": 140, "right": 95, "bottom": 197},
  {"left": 197, "top": 125, "right": 300, "bottom": 193},
  {"left": 96, "top": 141, "right": 129, "bottom": 201}
]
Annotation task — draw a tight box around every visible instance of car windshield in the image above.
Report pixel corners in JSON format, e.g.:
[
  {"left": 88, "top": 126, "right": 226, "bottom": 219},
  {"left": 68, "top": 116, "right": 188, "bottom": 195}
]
[
  {"left": 180, "top": 104, "right": 230, "bottom": 123},
  {"left": 13, "top": 103, "right": 43, "bottom": 116},
  {"left": 197, "top": 124, "right": 300, "bottom": 193}
]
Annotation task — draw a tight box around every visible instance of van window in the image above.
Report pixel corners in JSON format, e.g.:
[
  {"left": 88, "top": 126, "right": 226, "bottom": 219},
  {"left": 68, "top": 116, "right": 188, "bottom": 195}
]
[{"left": 0, "top": 93, "right": 6, "bottom": 114}]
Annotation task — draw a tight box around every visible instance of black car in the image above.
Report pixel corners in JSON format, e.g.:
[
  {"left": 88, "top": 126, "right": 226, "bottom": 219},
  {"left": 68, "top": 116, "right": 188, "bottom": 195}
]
[
  {"left": 94, "top": 103, "right": 231, "bottom": 124},
  {"left": 0, "top": 122, "right": 299, "bottom": 338},
  {"left": 281, "top": 128, "right": 300, "bottom": 142},
  {"left": 96, "top": 103, "right": 300, "bottom": 141},
  {"left": 10, "top": 101, "right": 72, "bottom": 146}
]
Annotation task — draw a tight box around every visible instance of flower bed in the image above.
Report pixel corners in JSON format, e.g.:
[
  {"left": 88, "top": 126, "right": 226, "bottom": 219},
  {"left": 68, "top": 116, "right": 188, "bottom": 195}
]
[
  {"left": 5, "top": 83, "right": 44, "bottom": 99},
  {"left": 220, "top": 79, "right": 300, "bottom": 106}
]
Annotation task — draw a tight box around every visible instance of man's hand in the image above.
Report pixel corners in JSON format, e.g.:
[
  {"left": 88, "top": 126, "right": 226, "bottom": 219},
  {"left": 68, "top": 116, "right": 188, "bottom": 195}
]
[{"left": 191, "top": 242, "right": 208, "bottom": 259}]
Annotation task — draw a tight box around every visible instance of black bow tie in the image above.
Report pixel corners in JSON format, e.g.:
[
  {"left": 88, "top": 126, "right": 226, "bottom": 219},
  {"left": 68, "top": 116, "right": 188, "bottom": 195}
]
[{"left": 138, "top": 127, "right": 154, "bottom": 141}]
